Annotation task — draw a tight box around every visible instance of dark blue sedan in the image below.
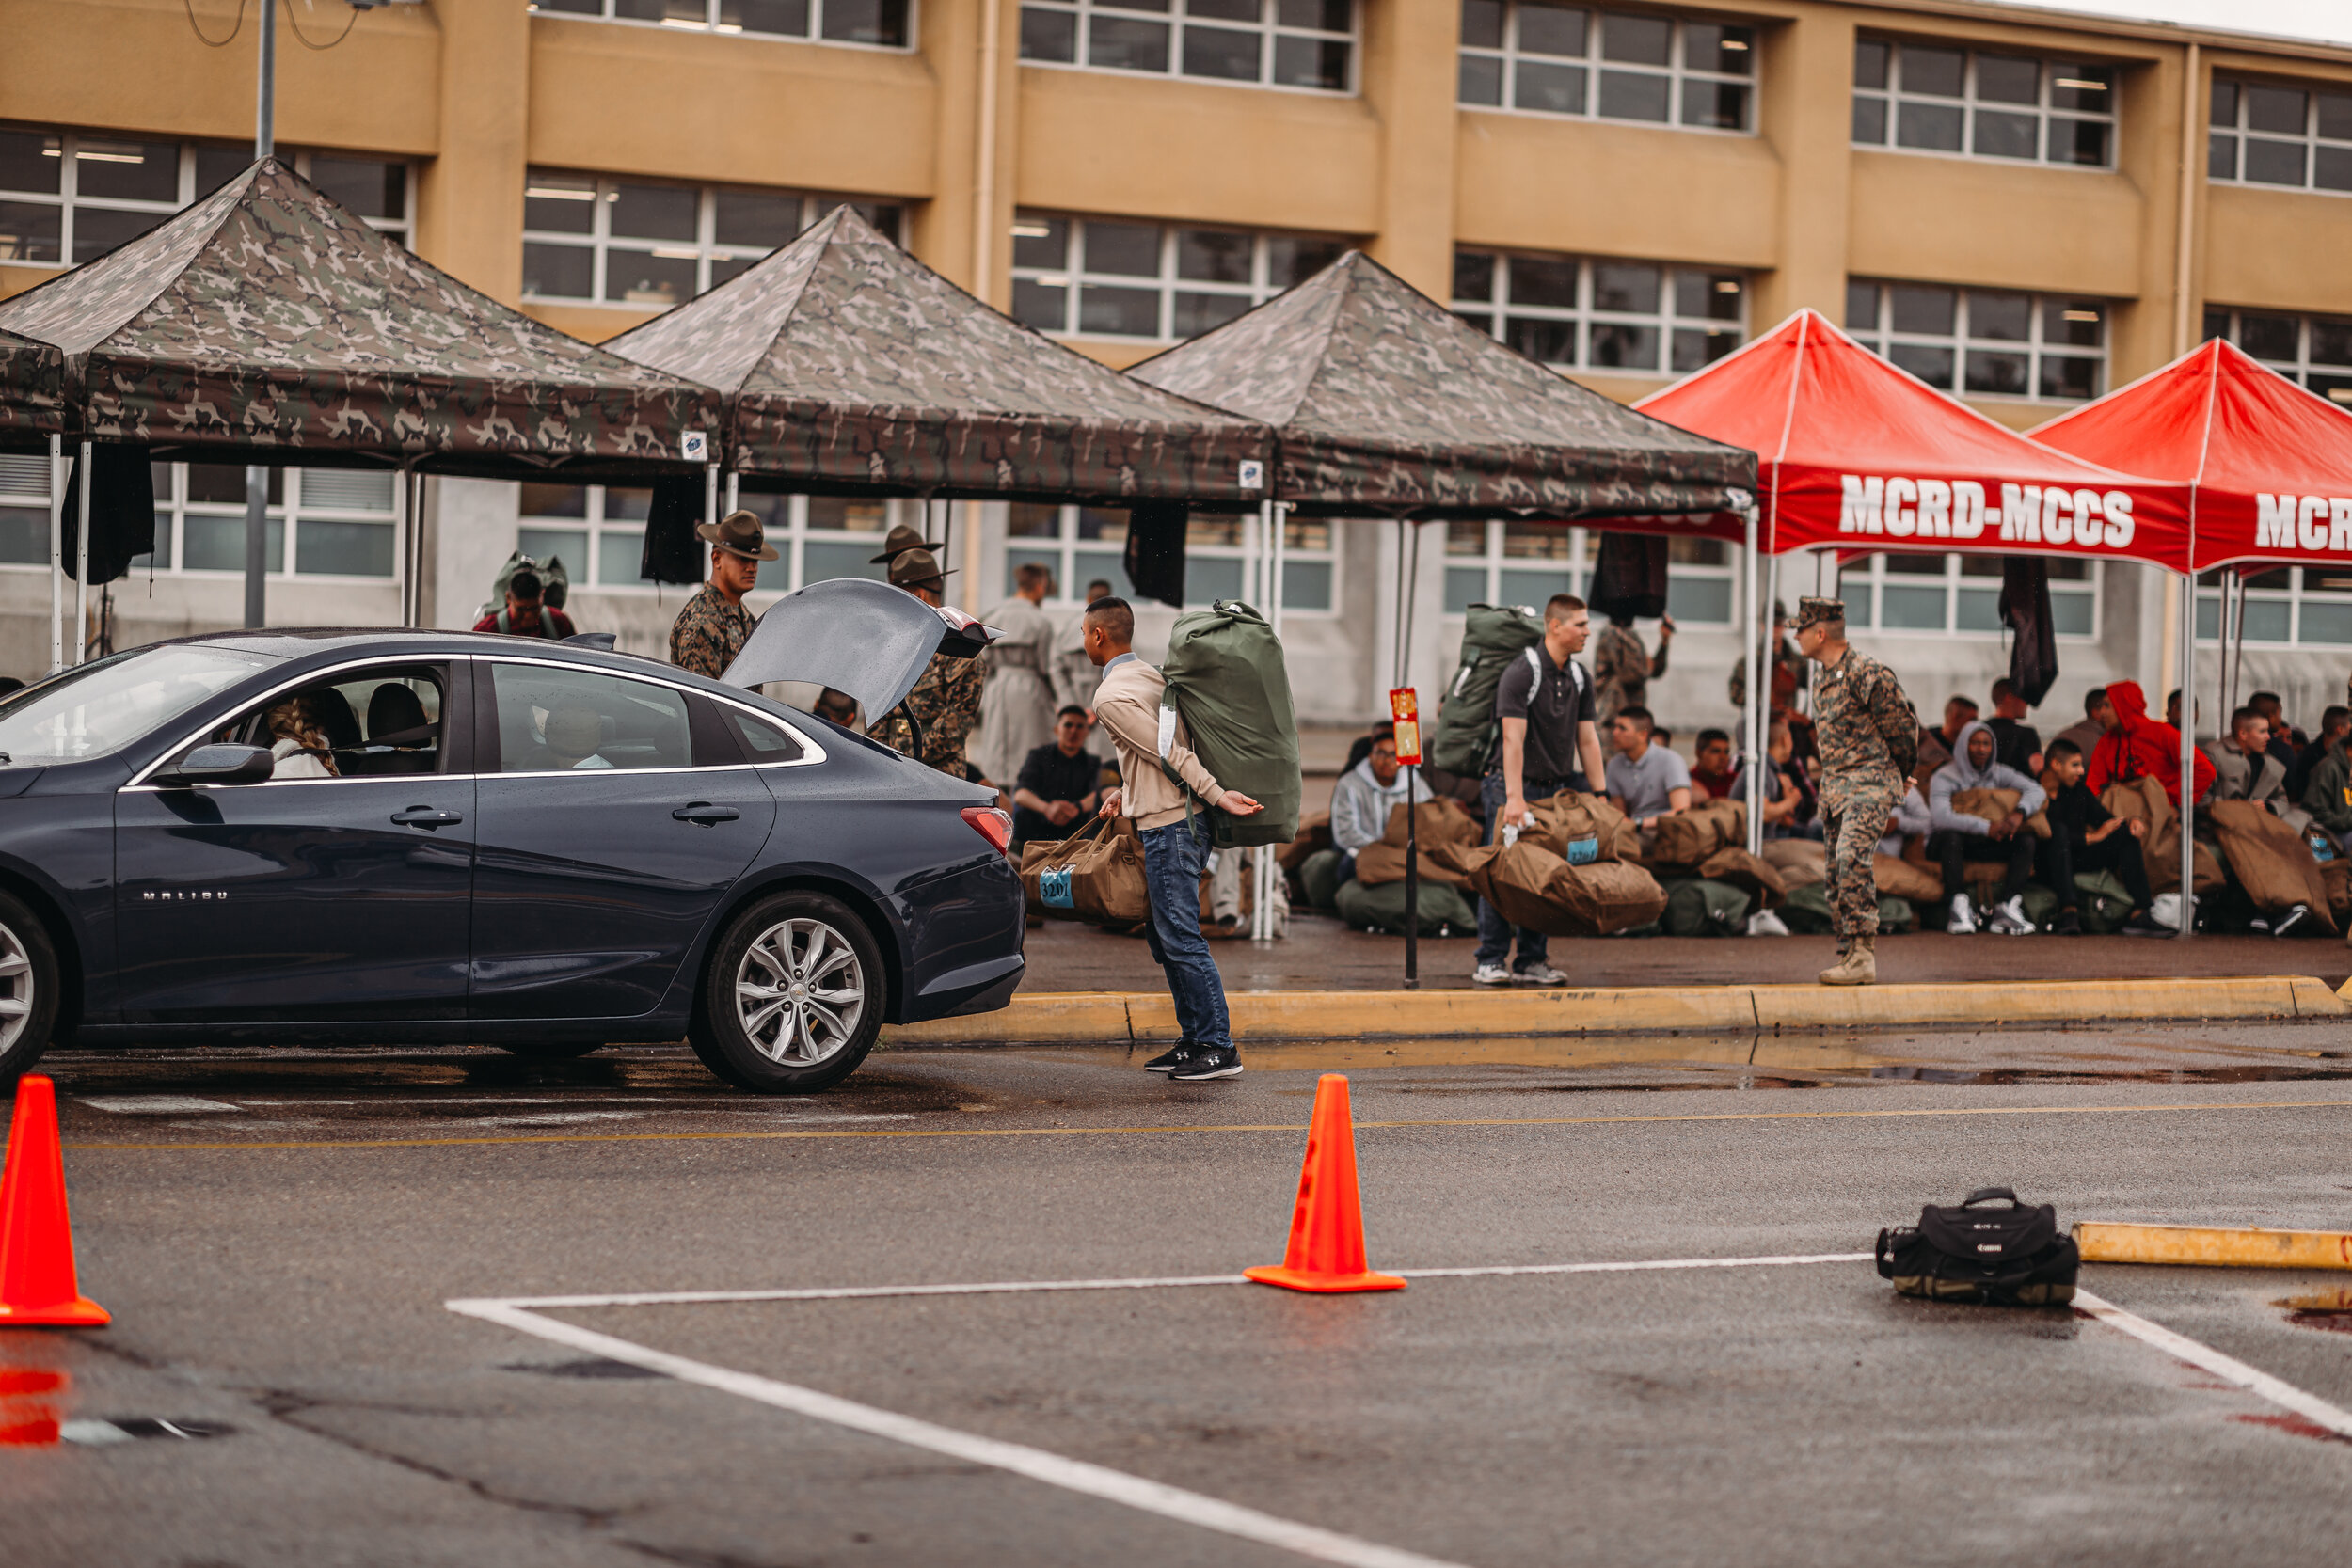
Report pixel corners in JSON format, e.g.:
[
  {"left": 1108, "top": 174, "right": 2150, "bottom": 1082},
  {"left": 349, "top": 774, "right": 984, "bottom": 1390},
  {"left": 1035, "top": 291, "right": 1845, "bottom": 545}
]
[{"left": 0, "top": 581, "right": 1023, "bottom": 1093}]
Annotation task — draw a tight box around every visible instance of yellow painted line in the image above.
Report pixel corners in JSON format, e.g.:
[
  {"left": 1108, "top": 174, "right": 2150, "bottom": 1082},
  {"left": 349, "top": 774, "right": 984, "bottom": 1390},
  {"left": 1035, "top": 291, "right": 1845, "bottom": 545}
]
[
  {"left": 2074, "top": 1221, "right": 2352, "bottom": 1271},
  {"left": 58, "top": 1096, "right": 2352, "bottom": 1154},
  {"left": 885, "top": 976, "right": 2342, "bottom": 1046}
]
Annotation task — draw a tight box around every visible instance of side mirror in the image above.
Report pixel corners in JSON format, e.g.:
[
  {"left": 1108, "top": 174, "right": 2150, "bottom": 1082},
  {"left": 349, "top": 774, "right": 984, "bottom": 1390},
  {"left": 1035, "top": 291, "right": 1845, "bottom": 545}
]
[{"left": 157, "top": 743, "right": 275, "bottom": 787}]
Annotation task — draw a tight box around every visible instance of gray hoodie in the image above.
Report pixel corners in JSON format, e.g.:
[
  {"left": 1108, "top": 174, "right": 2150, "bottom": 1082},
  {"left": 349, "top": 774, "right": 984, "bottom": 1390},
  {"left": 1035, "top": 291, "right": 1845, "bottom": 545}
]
[
  {"left": 1929, "top": 719, "right": 2045, "bottom": 834},
  {"left": 1329, "top": 756, "right": 1421, "bottom": 854}
]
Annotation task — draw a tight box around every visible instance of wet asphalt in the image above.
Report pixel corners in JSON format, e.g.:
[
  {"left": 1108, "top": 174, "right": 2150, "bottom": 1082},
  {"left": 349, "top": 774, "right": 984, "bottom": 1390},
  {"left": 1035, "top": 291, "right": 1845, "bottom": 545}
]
[{"left": 3, "top": 1021, "right": 2350, "bottom": 1567}]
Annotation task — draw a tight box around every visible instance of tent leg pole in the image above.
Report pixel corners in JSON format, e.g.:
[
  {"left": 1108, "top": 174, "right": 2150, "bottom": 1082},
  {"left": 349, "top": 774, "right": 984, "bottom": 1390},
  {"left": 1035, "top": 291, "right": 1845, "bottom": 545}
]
[
  {"left": 47, "top": 434, "right": 62, "bottom": 673},
  {"left": 2177, "top": 570, "right": 2195, "bottom": 937},
  {"left": 704, "top": 462, "right": 719, "bottom": 536},
  {"left": 1743, "top": 509, "right": 1762, "bottom": 859},
  {"left": 75, "top": 441, "right": 92, "bottom": 664},
  {"left": 725, "top": 471, "right": 738, "bottom": 515}
]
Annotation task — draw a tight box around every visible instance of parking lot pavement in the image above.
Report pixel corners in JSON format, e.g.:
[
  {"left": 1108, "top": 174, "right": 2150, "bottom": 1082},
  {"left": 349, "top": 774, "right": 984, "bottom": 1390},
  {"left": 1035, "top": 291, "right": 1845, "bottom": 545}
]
[{"left": 6, "top": 1030, "right": 2351, "bottom": 1566}]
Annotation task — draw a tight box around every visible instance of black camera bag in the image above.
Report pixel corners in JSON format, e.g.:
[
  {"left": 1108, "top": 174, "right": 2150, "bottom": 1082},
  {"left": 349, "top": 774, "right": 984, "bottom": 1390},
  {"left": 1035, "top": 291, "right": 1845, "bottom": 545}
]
[{"left": 1875, "top": 1187, "right": 2079, "bottom": 1306}]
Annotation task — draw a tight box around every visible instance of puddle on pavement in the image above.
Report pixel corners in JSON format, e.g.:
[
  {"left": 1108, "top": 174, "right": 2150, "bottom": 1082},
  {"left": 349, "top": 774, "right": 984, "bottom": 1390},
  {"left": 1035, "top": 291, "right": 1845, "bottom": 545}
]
[
  {"left": 1873, "top": 1064, "right": 2352, "bottom": 1085},
  {"left": 505, "top": 1358, "right": 669, "bottom": 1380},
  {"left": 2279, "top": 1289, "right": 2352, "bottom": 1333}
]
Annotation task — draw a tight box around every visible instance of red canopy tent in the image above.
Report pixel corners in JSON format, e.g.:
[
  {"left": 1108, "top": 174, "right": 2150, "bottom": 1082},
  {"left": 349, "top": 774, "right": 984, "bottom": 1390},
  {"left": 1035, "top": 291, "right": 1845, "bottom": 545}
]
[
  {"left": 1633, "top": 309, "right": 2194, "bottom": 571},
  {"left": 2028, "top": 337, "right": 2352, "bottom": 574}
]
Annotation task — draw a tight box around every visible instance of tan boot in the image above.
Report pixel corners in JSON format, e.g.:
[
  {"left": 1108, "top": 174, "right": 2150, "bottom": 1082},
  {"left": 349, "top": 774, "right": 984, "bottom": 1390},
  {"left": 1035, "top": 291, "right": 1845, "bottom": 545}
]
[{"left": 1818, "top": 934, "right": 1876, "bottom": 986}]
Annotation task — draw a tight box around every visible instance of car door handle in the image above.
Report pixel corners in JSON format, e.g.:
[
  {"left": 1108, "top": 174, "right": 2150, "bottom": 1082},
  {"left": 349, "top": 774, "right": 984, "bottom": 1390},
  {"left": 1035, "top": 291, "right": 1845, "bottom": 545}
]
[
  {"left": 390, "top": 807, "right": 463, "bottom": 829},
  {"left": 673, "top": 802, "right": 740, "bottom": 826}
]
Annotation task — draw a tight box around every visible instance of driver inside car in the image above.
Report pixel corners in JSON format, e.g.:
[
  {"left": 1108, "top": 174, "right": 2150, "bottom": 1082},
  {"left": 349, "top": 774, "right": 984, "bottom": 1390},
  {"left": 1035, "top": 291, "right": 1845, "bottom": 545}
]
[{"left": 542, "top": 703, "right": 615, "bottom": 770}]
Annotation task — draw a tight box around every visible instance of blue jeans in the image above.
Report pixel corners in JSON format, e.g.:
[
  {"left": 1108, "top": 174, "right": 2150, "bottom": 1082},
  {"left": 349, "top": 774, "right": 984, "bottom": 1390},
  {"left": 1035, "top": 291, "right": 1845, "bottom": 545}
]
[
  {"left": 1140, "top": 821, "right": 1232, "bottom": 1052},
  {"left": 1474, "top": 769, "right": 1571, "bottom": 971}
]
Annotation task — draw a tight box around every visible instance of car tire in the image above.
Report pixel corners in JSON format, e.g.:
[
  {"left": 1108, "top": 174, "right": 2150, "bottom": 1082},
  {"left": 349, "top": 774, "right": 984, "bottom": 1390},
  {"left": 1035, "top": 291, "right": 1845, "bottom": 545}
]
[
  {"left": 691, "top": 892, "right": 884, "bottom": 1094},
  {"left": 0, "top": 892, "right": 61, "bottom": 1085},
  {"left": 495, "top": 1041, "right": 606, "bottom": 1060}
]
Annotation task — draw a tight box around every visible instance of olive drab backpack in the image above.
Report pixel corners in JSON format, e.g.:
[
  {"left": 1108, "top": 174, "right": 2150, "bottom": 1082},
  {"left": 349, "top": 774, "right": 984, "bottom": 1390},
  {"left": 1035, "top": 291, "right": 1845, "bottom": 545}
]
[
  {"left": 484, "top": 550, "right": 572, "bottom": 634},
  {"left": 1429, "top": 605, "right": 1548, "bottom": 778},
  {"left": 1155, "top": 600, "right": 1302, "bottom": 849}
]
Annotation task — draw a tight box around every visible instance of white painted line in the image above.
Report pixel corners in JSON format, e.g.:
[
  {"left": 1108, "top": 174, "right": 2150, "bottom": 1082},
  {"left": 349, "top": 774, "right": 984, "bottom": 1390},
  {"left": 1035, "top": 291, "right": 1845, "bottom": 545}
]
[
  {"left": 75, "top": 1096, "right": 243, "bottom": 1115},
  {"left": 472, "top": 1111, "right": 649, "bottom": 1129},
  {"left": 472, "top": 1251, "right": 1874, "bottom": 1311},
  {"left": 448, "top": 1297, "right": 1470, "bottom": 1568},
  {"left": 2074, "top": 1288, "right": 2352, "bottom": 1439}
]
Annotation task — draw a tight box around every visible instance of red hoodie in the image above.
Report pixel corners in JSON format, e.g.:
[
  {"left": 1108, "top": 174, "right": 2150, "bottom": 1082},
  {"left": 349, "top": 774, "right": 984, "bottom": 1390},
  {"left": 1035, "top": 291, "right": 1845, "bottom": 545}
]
[{"left": 2086, "top": 681, "right": 2215, "bottom": 806}]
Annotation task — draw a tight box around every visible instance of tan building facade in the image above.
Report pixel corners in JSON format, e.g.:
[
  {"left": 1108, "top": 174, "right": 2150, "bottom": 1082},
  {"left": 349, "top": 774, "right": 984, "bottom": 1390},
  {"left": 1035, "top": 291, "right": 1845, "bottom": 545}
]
[{"left": 6, "top": 0, "right": 2352, "bottom": 738}]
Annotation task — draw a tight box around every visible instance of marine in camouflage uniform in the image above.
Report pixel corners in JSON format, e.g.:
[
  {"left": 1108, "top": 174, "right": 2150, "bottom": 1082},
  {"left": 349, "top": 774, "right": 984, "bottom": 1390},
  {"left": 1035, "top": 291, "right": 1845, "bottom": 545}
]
[
  {"left": 1591, "top": 617, "right": 1667, "bottom": 730},
  {"left": 668, "top": 512, "right": 771, "bottom": 680},
  {"left": 1800, "top": 596, "right": 1916, "bottom": 985},
  {"left": 866, "top": 547, "right": 988, "bottom": 778}
]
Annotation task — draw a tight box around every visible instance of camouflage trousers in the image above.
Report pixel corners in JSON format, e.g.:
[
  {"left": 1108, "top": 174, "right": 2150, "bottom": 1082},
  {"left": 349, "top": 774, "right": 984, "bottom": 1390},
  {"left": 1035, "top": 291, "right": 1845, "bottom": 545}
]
[{"left": 1822, "top": 775, "right": 1901, "bottom": 938}]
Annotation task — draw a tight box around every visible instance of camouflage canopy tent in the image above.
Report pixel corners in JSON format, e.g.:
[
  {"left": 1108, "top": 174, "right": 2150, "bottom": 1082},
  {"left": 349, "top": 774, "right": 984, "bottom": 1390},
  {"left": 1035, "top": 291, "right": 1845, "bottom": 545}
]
[
  {"left": 0, "top": 158, "right": 721, "bottom": 481},
  {"left": 603, "top": 205, "right": 1273, "bottom": 506},
  {"left": 0, "top": 328, "right": 67, "bottom": 450},
  {"left": 1126, "top": 250, "right": 1756, "bottom": 527}
]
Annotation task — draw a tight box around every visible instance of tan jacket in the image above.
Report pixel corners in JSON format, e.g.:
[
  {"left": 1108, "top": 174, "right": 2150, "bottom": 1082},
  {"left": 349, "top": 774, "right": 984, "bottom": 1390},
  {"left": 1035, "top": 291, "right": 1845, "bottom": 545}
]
[{"left": 1092, "top": 655, "right": 1228, "bottom": 832}]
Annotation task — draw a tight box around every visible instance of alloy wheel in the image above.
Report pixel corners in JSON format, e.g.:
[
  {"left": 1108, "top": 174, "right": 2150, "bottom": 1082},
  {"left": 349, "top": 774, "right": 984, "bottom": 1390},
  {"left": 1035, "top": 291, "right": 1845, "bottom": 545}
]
[
  {"left": 734, "top": 916, "right": 866, "bottom": 1067},
  {"left": 0, "top": 921, "right": 31, "bottom": 1057}
]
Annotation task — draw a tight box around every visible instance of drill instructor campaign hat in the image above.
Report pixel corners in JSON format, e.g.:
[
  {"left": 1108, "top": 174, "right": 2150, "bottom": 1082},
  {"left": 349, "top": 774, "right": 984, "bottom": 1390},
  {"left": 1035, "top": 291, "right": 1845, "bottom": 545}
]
[
  {"left": 888, "top": 546, "right": 955, "bottom": 591},
  {"left": 870, "top": 522, "right": 948, "bottom": 565},
  {"left": 696, "top": 510, "right": 781, "bottom": 562}
]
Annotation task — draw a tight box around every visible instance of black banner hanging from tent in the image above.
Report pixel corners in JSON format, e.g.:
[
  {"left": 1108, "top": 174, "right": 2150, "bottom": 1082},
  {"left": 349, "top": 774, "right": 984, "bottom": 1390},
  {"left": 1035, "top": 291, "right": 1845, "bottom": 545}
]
[
  {"left": 641, "top": 474, "right": 707, "bottom": 586},
  {"left": 1125, "top": 501, "right": 1186, "bottom": 609},
  {"left": 60, "top": 444, "right": 155, "bottom": 586}
]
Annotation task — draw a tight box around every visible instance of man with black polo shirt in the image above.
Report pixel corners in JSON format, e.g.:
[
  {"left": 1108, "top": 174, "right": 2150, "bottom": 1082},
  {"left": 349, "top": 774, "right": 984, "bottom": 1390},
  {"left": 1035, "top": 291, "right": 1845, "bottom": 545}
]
[{"left": 1473, "top": 593, "right": 1609, "bottom": 987}]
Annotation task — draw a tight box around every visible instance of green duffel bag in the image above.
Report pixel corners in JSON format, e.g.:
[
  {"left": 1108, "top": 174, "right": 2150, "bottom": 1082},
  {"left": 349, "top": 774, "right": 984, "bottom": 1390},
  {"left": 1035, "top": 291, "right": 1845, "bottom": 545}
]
[
  {"left": 2073, "top": 868, "right": 2137, "bottom": 933},
  {"left": 1878, "top": 895, "right": 1916, "bottom": 931},
  {"left": 1781, "top": 883, "right": 1916, "bottom": 934},
  {"left": 1427, "top": 604, "right": 1546, "bottom": 778},
  {"left": 1159, "top": 600, "right": 1302, "bottom": 848},
  {"left": 1662, "top": 877, "right": 1752, "bottom": 937},
  {"left": 1334, "top": 875, "right": 1477, "bottom": 936},
  {"left": 1298, "top": 847, "right": 1349, "bottom": 911}
]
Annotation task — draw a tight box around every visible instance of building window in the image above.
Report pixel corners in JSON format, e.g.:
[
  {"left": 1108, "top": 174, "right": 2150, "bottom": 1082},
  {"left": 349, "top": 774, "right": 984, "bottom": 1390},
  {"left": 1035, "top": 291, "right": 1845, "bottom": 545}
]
[
  {"left": 1452, "top": 250, "right": 1744, "bottom": 375},
  {"left": 1851, "top": 39, "right": 2115, "bottom": 167},
  {"left": 1009, "top": 214, "right": 1345, "bottom": 341},
  {"left": 1846, "top": 280, "right": 2106, "bottom": 402},
  {"left": 1018, "top": 0, "right": 1356, "bottom": 93},
  {"left": 1440, "top": 522, "right": 1731, "bottom": 624},
  {"left": 2208, "top": 79, "right": 2352, "bottom": 192},
  {"left": 523, "top": 486, "right": 922, "bottom": 594},
  {"left": 1456, "top": 5, "right": 1753, "bottom": 132},
  {"left": 26, "top": 463, "right": 403, "bottom": 580},
  {"left": 1836, "top": 552, "right": 2096, "bottom": 638},
  {"left": 1003, "top": 503, "right": 1335, "bottom": 612},
  {"left": 529, "top": 0, "right": 911, "bottom": 50},
  {"left": 521, "top": 170, "right": 903, "bottom": 309},
  {"left": 2202, "top": 307, "right": 2352, "bottom": 406},
  {"left": 0, "top": 128, "right": 409, "bottom": 267},
  {"left": 2196, "top": 565, "right": 2352, "bottom": 647}
]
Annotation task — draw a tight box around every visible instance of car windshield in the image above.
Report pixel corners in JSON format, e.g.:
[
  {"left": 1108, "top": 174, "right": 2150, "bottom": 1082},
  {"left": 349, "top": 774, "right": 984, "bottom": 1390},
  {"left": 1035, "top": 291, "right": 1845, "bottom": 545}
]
[{"left": 0, "top": 646, "right": 281, "bottom": 766}]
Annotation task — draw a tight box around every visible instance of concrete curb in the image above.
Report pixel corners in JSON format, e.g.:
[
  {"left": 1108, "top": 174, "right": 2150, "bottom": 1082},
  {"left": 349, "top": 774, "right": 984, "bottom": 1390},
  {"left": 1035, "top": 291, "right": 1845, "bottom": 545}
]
[
  {"left": 883, "top": 974, "right": 2346, "bottom": 1047},
  {"left": 2075, "top": 1222, "right": 2352, "bottom": 1271}
]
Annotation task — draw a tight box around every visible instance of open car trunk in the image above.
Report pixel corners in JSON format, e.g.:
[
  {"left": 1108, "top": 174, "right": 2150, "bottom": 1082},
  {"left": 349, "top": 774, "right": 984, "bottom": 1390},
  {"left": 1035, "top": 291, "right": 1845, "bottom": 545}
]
[{"left": 720, "top": 578, "right": 998, "bottom": 721}]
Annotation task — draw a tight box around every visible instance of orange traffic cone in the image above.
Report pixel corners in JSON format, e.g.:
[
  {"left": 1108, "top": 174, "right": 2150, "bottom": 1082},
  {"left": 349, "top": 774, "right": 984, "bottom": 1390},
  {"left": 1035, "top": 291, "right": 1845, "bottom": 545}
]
[
  {"left": 1245, "top": 1074, "right": 1406, "bottom": 1294},
  {"left": 0, "top": 1075, "right": 108, "bottom": 1326}
]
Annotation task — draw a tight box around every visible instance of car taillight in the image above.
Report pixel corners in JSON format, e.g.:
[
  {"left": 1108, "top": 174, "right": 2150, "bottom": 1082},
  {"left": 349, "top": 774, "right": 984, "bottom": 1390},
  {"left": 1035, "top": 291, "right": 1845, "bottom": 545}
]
[{"left": 961, "top": 805, "right": 1013, "bottom": 856}]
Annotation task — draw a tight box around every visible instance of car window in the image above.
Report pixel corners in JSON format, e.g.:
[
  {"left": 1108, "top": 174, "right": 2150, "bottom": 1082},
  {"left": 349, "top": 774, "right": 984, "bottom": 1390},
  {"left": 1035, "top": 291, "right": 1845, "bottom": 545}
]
[
  {"left": 490, "top": 662, "right": 691, "bottom": 774},
  {"left": 0, "top": 645, "right": 278, "bottom": 766},
  {"left": 723, "top": 707, "right": 806, "bottom": 764},
  {"left": 206, "top": 665, "right": 449, "bottom": 781}
]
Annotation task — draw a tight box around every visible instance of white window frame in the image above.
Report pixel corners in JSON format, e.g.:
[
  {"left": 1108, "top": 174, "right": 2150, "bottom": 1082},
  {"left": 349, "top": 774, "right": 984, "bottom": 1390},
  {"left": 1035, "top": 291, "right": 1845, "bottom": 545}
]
[
  {"left": 526, "top": 0, "right": 915, "bottom": 51},
  {"left": 1009, "top": 213, "right": 1346, "bottom": 342},
  {"left": 1451, "top": 249, "right": 1746, "bottom": 378},
  {"left": 2203, "top": 307, "right": 2352, "bottom": 407},
  {"left": 1846, "top": 279, "right": 2107, "bottom": 404},
  {"left": 2196, "top": 565, "right": 2352, "bottom": 650},
  {"left": 2207, "top": 76, "right": 2352, "bottom": 195},
  {"left": 1439, "top": 521, "right": 1733, "bottom": 626},
  {"left": 1836, "top": 551, "right": 2099, "bottom": 641},
  {"left": 521, "top": 170, "right": 903, "bottom": 309},
  {"left": 520, "top": 485, "right": 921, "bottom": 595},
  {"left": 151, "top": 464, "right": 405, "bottom": 582},
  {"left": 1455, "top": 5, "right": 1756, "bottom": 135},
  {"left": 1851, "top": 38, "right": 2117, "bottom": 170},
  {"left": 1016, "top": 0, "right": 1357, "bottom": 96},
  {"left": 1001, "top": 502, "right": 1338, "bottom": 615},
  {"left": 0, "top": 127, "right": 411, "bottom": 269}
]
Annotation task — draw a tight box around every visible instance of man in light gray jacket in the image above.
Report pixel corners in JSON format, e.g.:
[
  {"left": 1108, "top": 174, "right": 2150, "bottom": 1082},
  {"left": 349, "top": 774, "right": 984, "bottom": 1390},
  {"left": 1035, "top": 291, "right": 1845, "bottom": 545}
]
[
  {"left": 1928, "top": 719, "right": 2046, "bottom": 935},
  {"left": 1323, "top": 725, "right": 1418, "bottom": 887}
]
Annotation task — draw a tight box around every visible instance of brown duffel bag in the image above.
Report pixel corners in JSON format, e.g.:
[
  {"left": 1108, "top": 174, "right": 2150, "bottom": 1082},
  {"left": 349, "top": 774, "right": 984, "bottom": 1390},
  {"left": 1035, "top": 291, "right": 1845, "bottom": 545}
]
[
  {"left": 1873, "top": 853, "right": 1945, "bottom": 903},
  {"left": 1277, "top": 812, "right": 1332, "bottom": 872},
  {"left": 2323, "top": 859, "right": 2352, "bottom": 928},
  {"left": 2207, "top": 799, "right": 2337, "bottom": 931},
  {"left": 1699, "top": 846, "right": 1788, "bottom": 910},
  {"left": 1760, "top": 838, "right": 1827, "bottom": 887},
  {"left": 1355, "top": 840, "right": 1472, "bottom": 889},
  {"left": 1949, "top": 786, "right": 2050, "bottom": 838},
  {"left": 1521, "top": 789, "right": 1638, "bottom": 865},
  {"left": 1381, "top": 797, "right": 1481, "bottom": 854},
  {"left": 1020, "top": 815, "right": 1149, "bottom": 925},
  {"left": 1453, "top": 840, "right": 1667, "bottom": 937},
  {"left": 2102, "top": 778, "right": 2226, "bottom": 895},
  {"left": 1648, "top": 800, "right": 1744, "bottom": 869}
]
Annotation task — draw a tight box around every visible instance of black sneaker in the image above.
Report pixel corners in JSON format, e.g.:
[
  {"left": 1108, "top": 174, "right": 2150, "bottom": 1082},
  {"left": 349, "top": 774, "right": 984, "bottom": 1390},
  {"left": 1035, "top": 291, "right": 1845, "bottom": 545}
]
[
  {"left": 2056, "top": 908, "right": 2081, "bottom": 935},
  {"left": 2272, "top": 904, "right": 2311, "bottom": 939},
  {"left": 1143, "top": 1044, "right": 1196, "bottom": 1073},
  {"left": 1168, "top": 1047, "right": 1244, "bottom": 1082},
  {"left": 2122, "top": 910, "right": 2173, "bottom": 937}
]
